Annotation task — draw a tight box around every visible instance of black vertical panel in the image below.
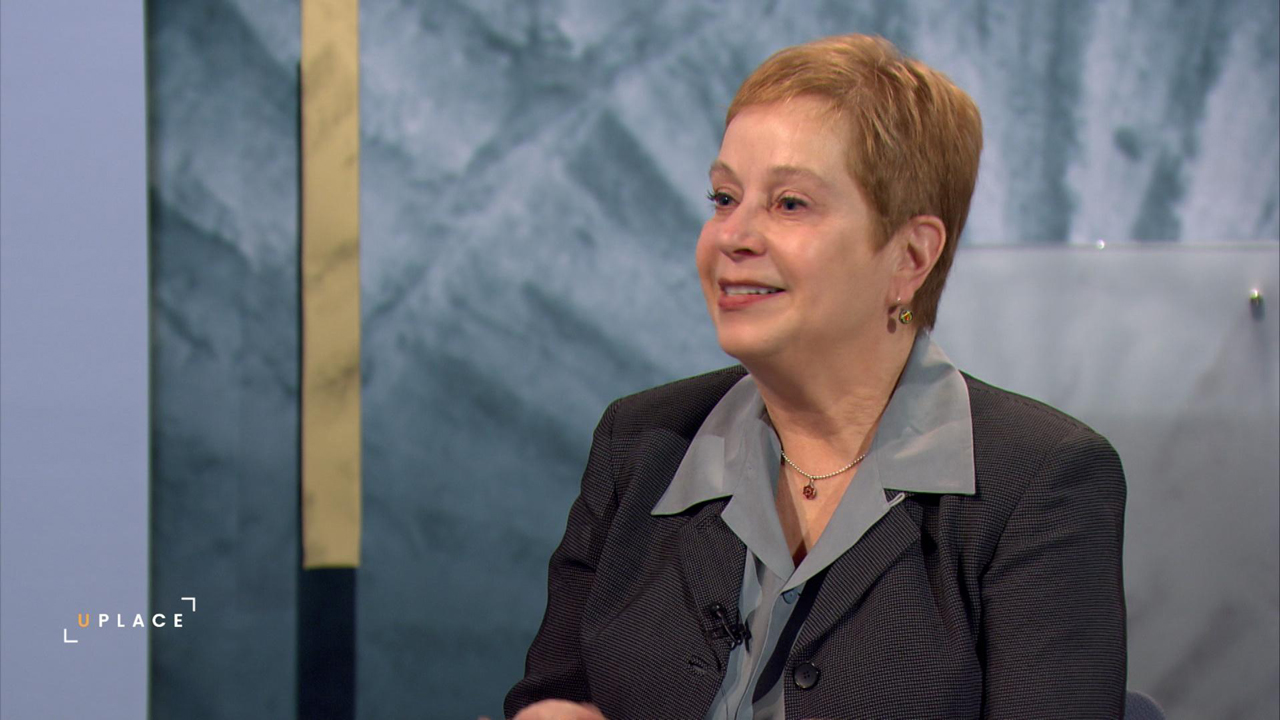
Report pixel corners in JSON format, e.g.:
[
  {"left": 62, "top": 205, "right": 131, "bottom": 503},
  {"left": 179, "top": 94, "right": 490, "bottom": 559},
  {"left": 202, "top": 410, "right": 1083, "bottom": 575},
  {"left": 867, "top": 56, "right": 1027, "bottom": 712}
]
[{"left": 297, "top": 569, "right": 357, "bottom": 720}]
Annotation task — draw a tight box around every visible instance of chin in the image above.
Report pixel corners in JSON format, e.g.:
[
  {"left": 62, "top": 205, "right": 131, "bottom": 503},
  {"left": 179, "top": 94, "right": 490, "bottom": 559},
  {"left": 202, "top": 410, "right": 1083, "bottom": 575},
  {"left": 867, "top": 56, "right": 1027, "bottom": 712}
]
[{"left": 714, "top": 325, "right": 785, "bottom": 364}]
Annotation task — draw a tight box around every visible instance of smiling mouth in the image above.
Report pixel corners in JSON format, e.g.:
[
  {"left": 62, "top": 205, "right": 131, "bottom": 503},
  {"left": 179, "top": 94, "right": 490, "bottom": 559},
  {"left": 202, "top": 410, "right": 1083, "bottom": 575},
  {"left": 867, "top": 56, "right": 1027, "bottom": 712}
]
[{"left": 722, "top": 285, "right": 783, "bottom": 296}]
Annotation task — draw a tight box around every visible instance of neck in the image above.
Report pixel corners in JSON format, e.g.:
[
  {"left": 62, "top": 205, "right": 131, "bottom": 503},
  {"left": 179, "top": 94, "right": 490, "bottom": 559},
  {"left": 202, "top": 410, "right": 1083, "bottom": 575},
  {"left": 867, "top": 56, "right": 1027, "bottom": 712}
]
[{"left": 745, "top": 326, "right": 918, "bottom": 469}]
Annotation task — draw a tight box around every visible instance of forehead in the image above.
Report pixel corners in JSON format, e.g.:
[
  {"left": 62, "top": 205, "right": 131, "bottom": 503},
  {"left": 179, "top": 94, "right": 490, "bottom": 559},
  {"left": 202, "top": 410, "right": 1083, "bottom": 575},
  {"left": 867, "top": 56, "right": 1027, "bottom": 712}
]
[{"left": 713, "top": 96, "right": 851, "bottom": 179}]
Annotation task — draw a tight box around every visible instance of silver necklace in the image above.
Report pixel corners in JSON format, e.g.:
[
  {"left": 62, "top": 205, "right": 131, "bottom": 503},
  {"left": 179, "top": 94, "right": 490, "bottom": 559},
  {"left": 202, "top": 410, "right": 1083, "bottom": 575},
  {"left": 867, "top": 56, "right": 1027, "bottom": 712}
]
[{"left": 780, "top": 449, "right": 867, "bottom": 500}]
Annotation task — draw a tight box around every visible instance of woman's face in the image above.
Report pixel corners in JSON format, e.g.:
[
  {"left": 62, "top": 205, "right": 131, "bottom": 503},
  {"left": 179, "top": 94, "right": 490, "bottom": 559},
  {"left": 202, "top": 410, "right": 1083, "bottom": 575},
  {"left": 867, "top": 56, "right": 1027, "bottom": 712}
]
[{"left": 696, "top": 96, "right": 897, "bottom": 364}]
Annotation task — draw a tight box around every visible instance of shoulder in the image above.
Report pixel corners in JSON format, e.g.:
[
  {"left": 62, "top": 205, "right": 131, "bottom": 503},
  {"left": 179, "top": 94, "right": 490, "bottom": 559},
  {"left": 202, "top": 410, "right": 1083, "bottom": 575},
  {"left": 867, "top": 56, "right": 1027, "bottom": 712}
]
[
  {"left": 962, "top": 373, "right": 1118, "bottom": 464},
  {"left": 583, "top": 366, "right": 746, "bottom": 515},
  {"left": 960, "top": 373, "right": 1125, "bottom": 516}
]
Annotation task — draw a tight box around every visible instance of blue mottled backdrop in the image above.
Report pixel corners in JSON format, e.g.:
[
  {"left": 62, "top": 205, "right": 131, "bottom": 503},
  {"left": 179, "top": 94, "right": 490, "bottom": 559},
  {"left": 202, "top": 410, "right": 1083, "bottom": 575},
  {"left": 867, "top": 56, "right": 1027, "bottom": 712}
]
[{"left": 148, "top": 1, "right": 1280, "bottom": 718}]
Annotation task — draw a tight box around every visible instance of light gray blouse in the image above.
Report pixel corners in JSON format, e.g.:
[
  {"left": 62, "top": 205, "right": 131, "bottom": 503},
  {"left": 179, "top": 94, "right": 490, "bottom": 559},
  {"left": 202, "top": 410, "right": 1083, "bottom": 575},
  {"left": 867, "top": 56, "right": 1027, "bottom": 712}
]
[{"left": 651, "top": 333, "right": 977, "bottom": 720}]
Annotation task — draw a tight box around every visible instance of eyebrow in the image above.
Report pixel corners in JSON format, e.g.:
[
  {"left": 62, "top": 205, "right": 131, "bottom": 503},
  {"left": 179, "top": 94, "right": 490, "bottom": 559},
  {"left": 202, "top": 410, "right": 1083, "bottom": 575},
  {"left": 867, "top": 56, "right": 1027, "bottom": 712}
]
[
  {"left": 708, "top": 161, "right": 830, "bottom": 188},
  {"left": 708, "top": 160, "right": 737, "bottom": 179}
]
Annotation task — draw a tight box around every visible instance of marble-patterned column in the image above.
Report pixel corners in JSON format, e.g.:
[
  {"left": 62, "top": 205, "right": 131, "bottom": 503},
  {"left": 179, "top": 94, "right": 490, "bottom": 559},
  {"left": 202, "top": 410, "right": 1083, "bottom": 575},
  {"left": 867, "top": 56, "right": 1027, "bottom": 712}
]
[{"left": 301, "top": 0, "right": 361, "bottom": 569}]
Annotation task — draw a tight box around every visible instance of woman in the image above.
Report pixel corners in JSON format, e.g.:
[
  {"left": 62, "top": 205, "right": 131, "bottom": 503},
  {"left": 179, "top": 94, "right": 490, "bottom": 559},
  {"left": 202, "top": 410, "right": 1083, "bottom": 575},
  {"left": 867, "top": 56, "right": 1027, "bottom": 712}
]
[{"left": 505, "top": 34, "right": 1126, "bottom": 720}]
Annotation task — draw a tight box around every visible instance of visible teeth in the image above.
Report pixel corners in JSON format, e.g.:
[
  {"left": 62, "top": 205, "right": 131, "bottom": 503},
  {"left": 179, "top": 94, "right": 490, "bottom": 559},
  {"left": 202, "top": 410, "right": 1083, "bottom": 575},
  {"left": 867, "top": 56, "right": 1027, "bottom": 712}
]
[{"left": 724, "top": 286, "right": 781, "bottom": 296}]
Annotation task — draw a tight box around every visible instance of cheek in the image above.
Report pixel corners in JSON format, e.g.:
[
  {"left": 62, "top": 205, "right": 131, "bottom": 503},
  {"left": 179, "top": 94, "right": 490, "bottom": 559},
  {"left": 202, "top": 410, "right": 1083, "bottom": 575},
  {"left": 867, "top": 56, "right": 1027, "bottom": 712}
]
[{"left": 694, "top": 223, "right": 716, "bottom": 282}]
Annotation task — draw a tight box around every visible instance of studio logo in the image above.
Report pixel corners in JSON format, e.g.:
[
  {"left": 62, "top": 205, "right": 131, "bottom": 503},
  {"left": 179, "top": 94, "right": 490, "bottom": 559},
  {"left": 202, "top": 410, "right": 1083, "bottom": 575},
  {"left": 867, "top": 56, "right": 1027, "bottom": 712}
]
[{"left": 63, "top": 596, "right": 196, "bottom": 644}]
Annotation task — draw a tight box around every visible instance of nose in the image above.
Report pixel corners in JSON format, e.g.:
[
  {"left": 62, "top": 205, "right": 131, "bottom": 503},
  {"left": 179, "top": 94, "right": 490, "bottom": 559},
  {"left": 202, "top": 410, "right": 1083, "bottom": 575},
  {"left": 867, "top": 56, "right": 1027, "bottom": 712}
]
[{"left": 714, "top": 201, "right": 765, "bottom": 258}]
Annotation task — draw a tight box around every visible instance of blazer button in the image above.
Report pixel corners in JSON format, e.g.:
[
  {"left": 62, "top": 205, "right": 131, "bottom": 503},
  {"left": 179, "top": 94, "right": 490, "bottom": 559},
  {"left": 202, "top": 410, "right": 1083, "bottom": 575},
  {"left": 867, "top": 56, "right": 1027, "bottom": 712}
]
[{"left": 793, "top": 662, "right": 820, "bottom": 690}]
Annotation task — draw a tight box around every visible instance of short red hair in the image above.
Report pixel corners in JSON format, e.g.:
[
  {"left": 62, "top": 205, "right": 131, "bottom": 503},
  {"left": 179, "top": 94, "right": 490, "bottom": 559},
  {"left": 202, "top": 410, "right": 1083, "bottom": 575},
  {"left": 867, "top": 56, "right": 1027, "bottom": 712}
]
[{"left": 727, "top": 34, "right": 983, "bottom": 328}]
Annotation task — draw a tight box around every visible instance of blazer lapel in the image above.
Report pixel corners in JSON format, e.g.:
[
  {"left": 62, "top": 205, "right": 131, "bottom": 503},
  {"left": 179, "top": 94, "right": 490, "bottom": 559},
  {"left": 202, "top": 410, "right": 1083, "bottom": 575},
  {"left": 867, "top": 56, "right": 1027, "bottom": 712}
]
[
  {"left": 677, "top": 499, "right": 749, "bottom": 672},
  {"left": 794, "top": 498, "right": 923, "bottom": 651}
]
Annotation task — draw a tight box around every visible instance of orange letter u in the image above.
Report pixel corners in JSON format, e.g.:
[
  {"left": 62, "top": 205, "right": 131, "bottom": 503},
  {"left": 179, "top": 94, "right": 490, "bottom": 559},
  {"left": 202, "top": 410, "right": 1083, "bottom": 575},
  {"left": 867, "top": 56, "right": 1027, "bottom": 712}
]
[{"left": 77, "top": 613, "right": 90, "bottom": 628}]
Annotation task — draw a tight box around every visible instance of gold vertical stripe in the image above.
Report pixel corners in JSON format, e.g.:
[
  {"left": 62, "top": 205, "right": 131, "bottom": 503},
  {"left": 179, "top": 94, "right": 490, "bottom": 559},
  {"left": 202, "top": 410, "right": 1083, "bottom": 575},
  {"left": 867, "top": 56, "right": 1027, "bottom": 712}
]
[{"left": 301, "top": 0, "right": 361, "bottom": 568}]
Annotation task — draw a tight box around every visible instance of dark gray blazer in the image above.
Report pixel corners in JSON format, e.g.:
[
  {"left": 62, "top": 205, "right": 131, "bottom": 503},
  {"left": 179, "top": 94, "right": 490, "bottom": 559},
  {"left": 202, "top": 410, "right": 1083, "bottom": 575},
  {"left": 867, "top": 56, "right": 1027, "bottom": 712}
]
[{"left": 506, "top": 368, "right": 1127, "bottom": 719}]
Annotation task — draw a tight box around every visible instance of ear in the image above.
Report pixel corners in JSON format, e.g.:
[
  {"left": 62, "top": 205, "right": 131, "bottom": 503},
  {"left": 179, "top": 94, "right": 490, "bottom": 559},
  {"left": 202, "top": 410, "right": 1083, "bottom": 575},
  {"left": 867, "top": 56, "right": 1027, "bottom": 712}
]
[{"left": 888, "top": 215, "right": 946, "bottom": 303}]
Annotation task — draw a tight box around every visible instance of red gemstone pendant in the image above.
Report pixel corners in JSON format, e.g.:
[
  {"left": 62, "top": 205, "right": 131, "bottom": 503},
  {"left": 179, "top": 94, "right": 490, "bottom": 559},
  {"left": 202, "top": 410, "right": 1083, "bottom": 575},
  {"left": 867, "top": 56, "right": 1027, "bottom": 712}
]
[{"left": 802, "top": 483, "right": 817, "bottom": 500}]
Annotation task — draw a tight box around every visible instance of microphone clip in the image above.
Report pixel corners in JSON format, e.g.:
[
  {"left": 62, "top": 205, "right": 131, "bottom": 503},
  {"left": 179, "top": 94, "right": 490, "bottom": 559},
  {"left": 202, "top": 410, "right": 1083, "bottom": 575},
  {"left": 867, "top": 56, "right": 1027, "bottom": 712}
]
[{"left": 705, "top": 603, "right": 750, "bottom": 649}]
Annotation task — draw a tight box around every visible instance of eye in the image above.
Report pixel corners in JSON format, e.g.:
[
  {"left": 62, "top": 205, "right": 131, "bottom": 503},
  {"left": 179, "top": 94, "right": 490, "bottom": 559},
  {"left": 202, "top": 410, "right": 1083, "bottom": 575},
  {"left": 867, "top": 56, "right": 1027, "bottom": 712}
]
[
  {"left": 706, "top": 190, "right": 736, "bottom": 208},
  {"left": 777, "top": 195, "right": 808, "bottom": 212}
]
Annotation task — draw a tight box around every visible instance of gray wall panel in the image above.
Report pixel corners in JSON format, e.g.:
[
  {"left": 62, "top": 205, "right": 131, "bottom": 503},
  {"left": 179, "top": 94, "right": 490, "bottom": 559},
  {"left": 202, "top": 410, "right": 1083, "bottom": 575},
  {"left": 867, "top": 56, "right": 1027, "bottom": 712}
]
[
  {"left": 934, "top": 245, "right": 1280, "bottom": 720},
  {"left": 0, "top": 2, "right": 150, "bottom": 718}
]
